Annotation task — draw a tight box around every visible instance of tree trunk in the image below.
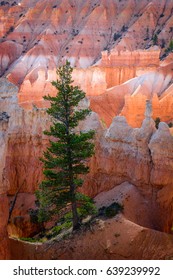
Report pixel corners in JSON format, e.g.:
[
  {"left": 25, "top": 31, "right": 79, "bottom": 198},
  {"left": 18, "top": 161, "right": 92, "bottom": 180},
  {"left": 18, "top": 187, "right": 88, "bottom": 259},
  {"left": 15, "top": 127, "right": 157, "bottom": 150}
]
[
  {"left": 8, "top": 181, "right": 25, "bottom": 223},
  {"left": 72, "top": 198, "right": 80, "bottom": 230}
]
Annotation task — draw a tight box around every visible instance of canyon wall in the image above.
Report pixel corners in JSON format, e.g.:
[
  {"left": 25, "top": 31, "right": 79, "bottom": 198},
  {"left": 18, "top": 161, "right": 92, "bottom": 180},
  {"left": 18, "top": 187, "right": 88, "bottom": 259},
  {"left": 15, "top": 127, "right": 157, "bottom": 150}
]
[
  {"left": 83, "top": 106, "right": 173, "bottom": 233},
  {"left": 1, "top": 0, "right": 173, "bottom": 108},
  {"left": 1, "top": 79, "right": 173, "bottom": 259},
  {"left": 0, "top": 112, "right": 10, "bottom": 259},
  {"left": 90, "top": 62, "right": 173, "bottom": 127},
  {"left": 0, "top": 78, "right": 50, "bottom": 240},
  {"left": 10, "top": 181, "right": 173, "bottom": 260},
  {"left": 1, "top": 0, "right": 173, "bottom": 259}
]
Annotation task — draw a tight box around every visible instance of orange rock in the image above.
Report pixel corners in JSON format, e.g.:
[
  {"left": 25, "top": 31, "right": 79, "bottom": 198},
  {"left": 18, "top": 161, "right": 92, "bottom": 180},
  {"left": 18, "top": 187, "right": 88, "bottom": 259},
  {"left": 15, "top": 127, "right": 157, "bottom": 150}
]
[
  {"left": 1, "top": 0, "right": 173, "bottom": 259},
  {"left": 0, "top": 111, "right": 10, "bottom": 259},
  {"left": 9, "top": 184, "right": 173, "bottom": 260},
  {"left": 0, "top": 0, "right": 172, "bottom": 106},
  {"left": 0, "top": 194, "right": 10, "bottom": 260}
]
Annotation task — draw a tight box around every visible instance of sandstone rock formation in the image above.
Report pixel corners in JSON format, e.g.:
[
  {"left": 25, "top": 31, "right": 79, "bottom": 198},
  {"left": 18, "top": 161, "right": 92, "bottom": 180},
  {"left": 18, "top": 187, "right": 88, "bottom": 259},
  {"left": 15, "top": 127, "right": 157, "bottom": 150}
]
[
  {"left": 83, "top": 101, "right": 173, "bottom": 234},
  {"left": 0, "top": 0, "right": 173, "bottom": 107},
  {"left": 10, "top": 182, "right": 173, "bottom": 260},
  {"left": 1, "top": 80, "right": 173, "bottom": 259},
  {"left": 1, "top": 0, "right": 173, "bottom": 260},
  {"left": 90, "top": 62, "right": 173, "bottom": 127},
  {"left": 0, "top": 109, "right": 10, "bottom": 259},
  {"left": 0, "top": 78, "right": 49, "bottom": 241}
]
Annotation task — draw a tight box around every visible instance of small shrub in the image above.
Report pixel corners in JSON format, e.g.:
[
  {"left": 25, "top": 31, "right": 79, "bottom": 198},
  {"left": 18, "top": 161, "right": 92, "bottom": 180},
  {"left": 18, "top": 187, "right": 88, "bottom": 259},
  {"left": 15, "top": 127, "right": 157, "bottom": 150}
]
[
  {"left": 72, "top": 29, "right": 79, "bottom": 36},
  {"left": 99, "top": 202, "right": 123, "bottom": 218},
  {"left": 152, "top": 34, "right": 158, "bottom": 45},
  {"left": 20, "top": 237, "right": 39, "bottom": 243},
  {"left": 113, "top": 33, "right": 121, "bottom": 41},
  {"left": 52, "top": 225, "right": 63, "bottom": 235},
  {"left": 169, "top": 40, "right": 173, "bottom": 51},
  {"left": 105, "top": 202, "right": 123, "bottom": 217},
  {"left": 155, "top": 117, "right": 161, "bottom": 129},
  {"left": 0, "top": 1, "right": 9, "bottom": 5},
  {"left": 63, "top": 221, "right": 72, "bottom": 229},
  {"left": 121, "top": 25, "right": 128, "bottom": 32},
  {"left": 28, "top": 208, "right": 39, "bottom": 224}
]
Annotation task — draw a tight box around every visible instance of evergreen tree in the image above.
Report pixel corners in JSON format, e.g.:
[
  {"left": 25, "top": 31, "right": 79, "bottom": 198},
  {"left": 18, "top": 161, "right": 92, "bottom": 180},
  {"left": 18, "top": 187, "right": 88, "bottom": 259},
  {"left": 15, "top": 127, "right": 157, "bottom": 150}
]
[{"left": 37, "top": 61, "right": 95, "bottom": 230}]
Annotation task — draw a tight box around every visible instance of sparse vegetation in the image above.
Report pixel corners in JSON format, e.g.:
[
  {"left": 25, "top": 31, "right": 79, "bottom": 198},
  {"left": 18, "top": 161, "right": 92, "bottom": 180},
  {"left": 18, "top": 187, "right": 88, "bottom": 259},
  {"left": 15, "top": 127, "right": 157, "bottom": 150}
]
[
  {"left": 113, "top": 33, "right": 121, "bottom": 41},
  {"left": 168, "top": 39, "right": 173, "bottom": 52},
  {"left": 152, "top": 34, "right": 158, "bottom": 45},
  {"left": 98, "top": 202, "right": 124, "bottom": 218},
  {"left": 121, "top": 25, "right": 128, "bottom": 32},
  {"left": 155, "top": 117, "right": 161, "bottom": 129},
  {"left": 71, "top": 29, "right": 79, "bottom": 36},
  {"left": 19, "top": 237, "right": 42, "bottom": 243}
]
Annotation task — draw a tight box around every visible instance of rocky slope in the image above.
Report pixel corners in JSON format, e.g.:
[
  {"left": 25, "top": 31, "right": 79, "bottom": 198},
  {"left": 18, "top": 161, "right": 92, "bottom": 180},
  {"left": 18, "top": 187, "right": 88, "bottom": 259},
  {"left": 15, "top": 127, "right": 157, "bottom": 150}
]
[
  {"left": 10, "top": 182, "right": 173, "bottom": 260},
  {"left": 0, "top": 111, "right": 10, "bottom": 259},
  {"left": 1, "top": 77, "right": 173, "bottom": 259},
  {"left": 1, "top": 1, "right": 173, "bottom": 125},
  {"left": 1, "top": 0, "right": 173, "bottom": 259}
]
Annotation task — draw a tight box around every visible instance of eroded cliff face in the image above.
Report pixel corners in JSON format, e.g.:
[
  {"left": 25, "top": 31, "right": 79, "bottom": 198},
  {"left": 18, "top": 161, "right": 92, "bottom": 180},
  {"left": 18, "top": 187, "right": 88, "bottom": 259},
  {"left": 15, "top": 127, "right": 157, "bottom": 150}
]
[
  {"left": 0, "top": 78, "right": 50, "bottom": 241},
  {"left": 1, "top": 0, "right": 173, "bottom": 259},
  {"left": 0, "top": 78, "right": 173, "bottom": 259},
  {"left": 90, "top": 57, "right": 173, "bottom": 127},
  {"left": 10, "top": 182, "right": 173, "bottom": 260},
  {"left": 83, "top": 112, "right": 173, "bottom": 233},
  {"left": 0, "top": 0, "right": 173, "bottom": 108},
  {"left": 0, "top": 112, "right": 10, "bottom": 259}
]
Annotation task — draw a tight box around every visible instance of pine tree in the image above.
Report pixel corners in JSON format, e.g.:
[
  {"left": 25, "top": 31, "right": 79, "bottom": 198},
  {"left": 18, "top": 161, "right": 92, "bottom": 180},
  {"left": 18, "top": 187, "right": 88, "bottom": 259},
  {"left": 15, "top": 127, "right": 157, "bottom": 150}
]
[{"left": 36, "top": 61, "right": 95, "bottom": 230}]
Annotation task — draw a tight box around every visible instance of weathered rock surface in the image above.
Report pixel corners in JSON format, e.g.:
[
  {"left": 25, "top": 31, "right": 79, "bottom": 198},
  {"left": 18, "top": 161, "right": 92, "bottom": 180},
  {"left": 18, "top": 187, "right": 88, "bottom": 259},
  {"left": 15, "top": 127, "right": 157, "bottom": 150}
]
[
  {"left": 1, "top": 0, "right": 173, "bottom": 259},
  {"left": 83, "top": 102, "right": 173, "bottom": 233},
  {"left": 10, "top": 183, "right": 173, "bottom": 260},
  {"left": 0, "top": 109, "right": 10, "bottom": 259},
  {"left": 90, "top": 63, "right": 173, "bottom": 127},
  {"left": 0, "top": 0, "right": 173, "bottom": 116},
  {"left": 0, "top": 78, "right": 50, "bottom": 247},
  {"left": 1, "top": 76, "right": 173, "bottom": 259}
]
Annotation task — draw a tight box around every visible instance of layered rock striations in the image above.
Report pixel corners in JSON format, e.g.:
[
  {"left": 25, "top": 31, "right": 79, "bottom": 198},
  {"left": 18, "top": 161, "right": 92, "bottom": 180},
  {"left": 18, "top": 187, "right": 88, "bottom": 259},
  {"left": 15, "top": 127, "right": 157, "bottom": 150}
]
[
  {"left": 90, "top": 61, "right": 173, "bottom": 127},
  {"left": 1, "top": 0, "right": 173, "bottom": 259},
  {"left": 0, "top": 78, "right": 50, "bottom": 240},
  {"left": 0, "top": 0, "right": 173, "bottom": 106},
  {"left": 83, "top": 101, "right": 173, "bottom": 233},
  {"left": 10, "top": 182, "right": 173, "bottom": 260},
  {"left": 1, "top": 78, "right": 173, "bottom": 259},
  {"left": 0, "top": 111, "right": 10, "bottom": 259}
]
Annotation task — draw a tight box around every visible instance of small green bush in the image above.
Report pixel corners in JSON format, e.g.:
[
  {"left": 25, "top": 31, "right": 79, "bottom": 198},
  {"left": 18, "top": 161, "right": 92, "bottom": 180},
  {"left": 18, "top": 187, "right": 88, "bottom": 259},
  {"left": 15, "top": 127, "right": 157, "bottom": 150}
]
[
  {"left": 99, "top": 202, "right": 123, "bottom": 218},
  {"left": 52, "top": 225, "right": 63, "bottom": 235},
  {"left": 155, "top": 117, "right": 161, "bottom": 129},
  {"left": 20, "top": 237, "right": 38, "bottom": 243}
]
